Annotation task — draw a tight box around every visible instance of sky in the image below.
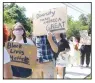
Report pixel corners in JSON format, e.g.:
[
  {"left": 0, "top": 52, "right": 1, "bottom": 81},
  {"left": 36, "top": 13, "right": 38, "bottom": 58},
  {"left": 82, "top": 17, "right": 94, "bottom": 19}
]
[
  {"left": 16, "top": 3, "right": 91, "bottom": 21},
  {"left": 5, "top": 3, "right": 91, "bottom": 21}
]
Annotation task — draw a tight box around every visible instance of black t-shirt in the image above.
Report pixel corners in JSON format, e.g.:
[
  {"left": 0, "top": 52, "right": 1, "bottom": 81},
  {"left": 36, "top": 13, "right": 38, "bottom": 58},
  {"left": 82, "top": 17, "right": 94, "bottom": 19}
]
[{"left": 53, "top": 39, "right": 70, "bottom": 60}]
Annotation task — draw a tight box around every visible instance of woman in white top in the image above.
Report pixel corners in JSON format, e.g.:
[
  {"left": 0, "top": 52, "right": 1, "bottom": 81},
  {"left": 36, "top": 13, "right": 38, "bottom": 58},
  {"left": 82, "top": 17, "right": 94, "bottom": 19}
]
[
  {"left": 70, "top": 37, "right": 80, "bottom": 66},
  {"left": 3, "top": 24, "right": 13, "bottom": 79},
  {"left": 10, "top": 22, "right": 34, "bottom": 78}
]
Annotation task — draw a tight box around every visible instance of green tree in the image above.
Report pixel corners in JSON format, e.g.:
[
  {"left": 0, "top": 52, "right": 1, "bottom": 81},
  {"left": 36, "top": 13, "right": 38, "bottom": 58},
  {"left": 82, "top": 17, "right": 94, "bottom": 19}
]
[
  {"left": 4, "top": 3, "right": 32, "bottom": 32},
  {"left": 67, "top": 15, "right": 80, "bottom": 38},
  {"left": 66, "top": 14, "right": 90, "bottom": 39},
  {"left": 87, "top": 14, "right": 91, "bottom": 34},
  {"left": 79, "top": 14, "right": 88, "bottom": 26},
  {"left": 67, "top": 15, "right": 74, "bottom": 28}
]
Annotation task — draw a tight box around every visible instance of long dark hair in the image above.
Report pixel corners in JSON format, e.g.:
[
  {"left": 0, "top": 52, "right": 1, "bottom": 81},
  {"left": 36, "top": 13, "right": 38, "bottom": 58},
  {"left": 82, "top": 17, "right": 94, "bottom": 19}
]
[
  {"left": 60, "top": 33, "right": 66, "bottom": 40},
  {"left": 75, "top": 36, "right": 80, "bottom": 43},
  {"left": 60, "top": 33, "right": 70, "bottom": 49},
  {"left": 11, "top": 22, "right": 27, "bottom": 43}
]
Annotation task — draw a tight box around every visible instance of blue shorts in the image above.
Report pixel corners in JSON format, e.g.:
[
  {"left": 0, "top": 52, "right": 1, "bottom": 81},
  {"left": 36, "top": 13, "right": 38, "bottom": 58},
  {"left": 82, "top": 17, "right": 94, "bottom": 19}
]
[{"left": 11, "top": 65, "right": 32, "bottom": 78}]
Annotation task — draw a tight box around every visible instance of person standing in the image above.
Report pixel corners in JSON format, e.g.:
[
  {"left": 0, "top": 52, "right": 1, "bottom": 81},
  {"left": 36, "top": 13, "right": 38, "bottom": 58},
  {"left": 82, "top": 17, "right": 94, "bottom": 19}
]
[
  {"left": 80, "top": 36, "right": 91, "bottom": 67},
  {"left": 54, "top": 33, "right": 70, "bottom": 79},
  {"left": 10, "top": 22, "right": 35, "bottom": 78},
  {"left": 69, "top": 37, "right": 80, "bottom": 67},
  {"left": 32, "top": 32, "right": 58, "bottom": 79}
]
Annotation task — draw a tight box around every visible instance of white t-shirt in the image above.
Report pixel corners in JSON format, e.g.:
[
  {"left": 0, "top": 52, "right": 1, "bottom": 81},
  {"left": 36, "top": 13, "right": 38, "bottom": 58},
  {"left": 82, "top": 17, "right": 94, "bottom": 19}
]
[
  {"left": 4, "top": 47, "right": 10, "bottom": 64},
  {"left": 69, "top": 41, "right": 74, "bottom": 56},
  {"left": 10, "top": 38, "right": 34, "bottom": 45},
  {"left": 56, "top": 51, "right": 69, "bottom": 67}
]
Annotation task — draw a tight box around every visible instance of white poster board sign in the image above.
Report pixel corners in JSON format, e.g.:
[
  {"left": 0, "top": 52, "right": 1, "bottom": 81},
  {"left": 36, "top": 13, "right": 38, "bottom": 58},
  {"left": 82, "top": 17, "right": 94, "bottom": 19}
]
[
  {"left": 80, "top": 30, "right": 91, "bottom": 45},
  {"left": 33, "top": 7, "right": 67, "bottom": 36},
  {"left": 79, "top": 30, "right": 88, "bottom": 38}
]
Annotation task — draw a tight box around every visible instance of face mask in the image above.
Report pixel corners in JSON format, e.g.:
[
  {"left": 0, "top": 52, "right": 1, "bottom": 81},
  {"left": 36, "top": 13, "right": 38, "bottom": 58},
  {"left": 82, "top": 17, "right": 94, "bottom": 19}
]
[{"left": 13, "top": 30, "right": 24, "bottom": 36}]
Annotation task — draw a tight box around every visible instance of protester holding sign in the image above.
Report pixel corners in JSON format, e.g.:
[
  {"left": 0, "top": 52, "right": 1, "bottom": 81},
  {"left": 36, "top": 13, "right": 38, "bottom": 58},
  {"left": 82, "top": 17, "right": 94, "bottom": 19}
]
[
  {"left": 3, "top": 24, "right": 13, "bottom": 79},
  {"left": 54, "top": 33, "right": 70, "bottom": 78},
  {"left": 80, "top": 36, "right": 91, "bottom": 67},
  {"left": 32, "top": 7, "right": 67, "bottom": 78},
  {"left": 32, "top": 32, "right": 58, "bottom": 78},
  {"left": 79, "top": 30, "right": 91, "bottom": 67},
  {"left": 10, "top": 22, "right": 35, "bottom": 78}
]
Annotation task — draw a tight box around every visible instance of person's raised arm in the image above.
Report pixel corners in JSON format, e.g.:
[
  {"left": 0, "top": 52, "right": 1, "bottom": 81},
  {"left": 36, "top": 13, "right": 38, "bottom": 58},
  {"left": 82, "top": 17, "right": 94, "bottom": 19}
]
[{"left": 47, "top": 32, "right": 58, "bottom": 53}]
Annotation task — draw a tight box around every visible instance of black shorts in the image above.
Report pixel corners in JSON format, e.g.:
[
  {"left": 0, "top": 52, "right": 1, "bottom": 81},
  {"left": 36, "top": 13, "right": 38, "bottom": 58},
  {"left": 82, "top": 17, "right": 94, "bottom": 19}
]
[{"left": 11, "top": 65, "right": 32, "bottom": 78}]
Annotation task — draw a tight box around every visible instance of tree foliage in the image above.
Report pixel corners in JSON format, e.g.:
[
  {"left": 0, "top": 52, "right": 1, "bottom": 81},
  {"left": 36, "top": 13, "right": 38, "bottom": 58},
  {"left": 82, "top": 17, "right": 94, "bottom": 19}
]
[
  {"left": 4, "top": 3, "right": 91, "bottom": 38},
  {"left": 66, "top": 14, "right": 91, "bottom": 39},
  {"left": 4, "top": 3, "right": 32, "bottom": 33}
]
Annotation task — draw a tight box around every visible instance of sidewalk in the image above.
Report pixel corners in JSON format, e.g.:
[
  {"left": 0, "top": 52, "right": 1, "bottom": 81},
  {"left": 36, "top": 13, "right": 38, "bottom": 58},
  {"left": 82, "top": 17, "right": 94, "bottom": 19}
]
[
  {"left": 64, "top": 49, "right": 91, "bottom": 79},
  {"left": 64, "top": 66, "right": 91, "bottom": 79}
]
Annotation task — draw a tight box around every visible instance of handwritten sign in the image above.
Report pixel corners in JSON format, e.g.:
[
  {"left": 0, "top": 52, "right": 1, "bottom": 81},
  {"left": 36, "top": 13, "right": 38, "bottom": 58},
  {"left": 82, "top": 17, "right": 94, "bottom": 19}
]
[
  {"left": 80, "top": 30, "right": 88, "bottom": 38},
  {"left": 80, "top": 30, "right": 90, "bottom": 44},
  {"left": 5, "top": 42, "right": 37, "bottom": 69},
  {"left": 33, "top": 7, "right": 67, "bottom": 36}
]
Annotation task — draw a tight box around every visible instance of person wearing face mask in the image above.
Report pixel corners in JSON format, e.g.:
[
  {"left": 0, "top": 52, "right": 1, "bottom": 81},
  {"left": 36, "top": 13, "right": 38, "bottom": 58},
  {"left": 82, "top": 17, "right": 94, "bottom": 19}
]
[{"left": 10, "top": 22, "right": 34, "bottom": 78}]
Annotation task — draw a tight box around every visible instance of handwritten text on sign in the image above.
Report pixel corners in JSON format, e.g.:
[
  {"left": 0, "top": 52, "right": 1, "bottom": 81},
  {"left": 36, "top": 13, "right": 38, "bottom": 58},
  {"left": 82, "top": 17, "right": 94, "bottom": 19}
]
[
  {"left": 5, "top": 42, "right": 37, "bottom": 69},
  {"left": 80, "top": 30, "right": 88, "bottom": 38},
  {"left": 33, "top": 7, "right": 67, "bottom": 36}
]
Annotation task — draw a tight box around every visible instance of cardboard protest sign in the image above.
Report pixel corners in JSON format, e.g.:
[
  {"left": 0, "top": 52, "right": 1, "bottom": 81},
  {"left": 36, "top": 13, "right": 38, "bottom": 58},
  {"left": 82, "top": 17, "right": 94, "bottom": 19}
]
[
  {"left": 5, "top": 42, "right": 37, "bottom": 69},
  {"left": 33, "top": 7, "right": 67, "bottom": 36}
]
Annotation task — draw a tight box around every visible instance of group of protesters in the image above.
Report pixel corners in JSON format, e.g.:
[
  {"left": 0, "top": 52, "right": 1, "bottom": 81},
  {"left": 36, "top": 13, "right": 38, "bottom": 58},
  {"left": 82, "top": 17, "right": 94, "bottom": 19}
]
[{"left": 3, "top": 22, "right": 91, "bottom": 79}]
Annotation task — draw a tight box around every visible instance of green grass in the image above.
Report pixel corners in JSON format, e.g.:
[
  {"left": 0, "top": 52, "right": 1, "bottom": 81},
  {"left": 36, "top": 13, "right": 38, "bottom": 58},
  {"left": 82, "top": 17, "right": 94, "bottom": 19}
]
[{"left": 85, "top": 74, "right": 92, "bottom": 79}]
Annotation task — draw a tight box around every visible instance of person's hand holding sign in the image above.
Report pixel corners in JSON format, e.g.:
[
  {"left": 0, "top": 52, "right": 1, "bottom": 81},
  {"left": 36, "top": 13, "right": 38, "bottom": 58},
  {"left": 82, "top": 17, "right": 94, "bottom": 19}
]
[
  {"left": 47, "top": 32, "right": 53, "bottom": 42},
  {"left": 47, "top": 32, "right": 58, "bottom": 53}
]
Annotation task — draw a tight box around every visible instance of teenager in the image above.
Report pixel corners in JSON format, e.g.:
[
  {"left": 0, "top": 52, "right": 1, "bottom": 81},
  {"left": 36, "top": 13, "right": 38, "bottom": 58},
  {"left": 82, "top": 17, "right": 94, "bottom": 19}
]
[
  {"left": 10, "top": 22, "right": 34, "bottom": 78},
  {"left": 54, "top": 33, "right": 70, "bottom": 78}
]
